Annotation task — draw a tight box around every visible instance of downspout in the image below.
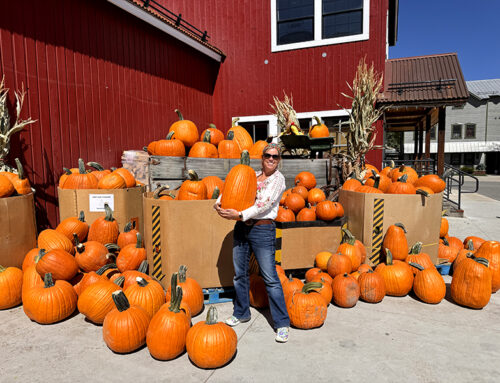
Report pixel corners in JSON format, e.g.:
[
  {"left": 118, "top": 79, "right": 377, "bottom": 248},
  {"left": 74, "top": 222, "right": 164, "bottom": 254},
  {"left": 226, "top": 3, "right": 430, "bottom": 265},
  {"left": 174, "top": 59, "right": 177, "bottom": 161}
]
[{"left": 484, "top": 99, "right": 488, "bottom": 143}]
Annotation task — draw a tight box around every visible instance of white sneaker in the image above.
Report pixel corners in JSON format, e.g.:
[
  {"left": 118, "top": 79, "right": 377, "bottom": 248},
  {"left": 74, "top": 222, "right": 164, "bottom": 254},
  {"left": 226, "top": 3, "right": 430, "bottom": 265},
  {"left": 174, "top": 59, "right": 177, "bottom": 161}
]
[
  {"left": 225, "top": 315, "right": 250, "bottom": 327},
  {"left": 275, "top": 327, "right": 289, "bottom": 343}
]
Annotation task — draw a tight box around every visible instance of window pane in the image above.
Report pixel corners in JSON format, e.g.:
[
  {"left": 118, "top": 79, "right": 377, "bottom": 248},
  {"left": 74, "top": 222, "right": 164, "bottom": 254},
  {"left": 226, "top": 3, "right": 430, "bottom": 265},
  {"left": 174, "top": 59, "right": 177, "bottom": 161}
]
[
  {"left": 323, "top": 0, "right": 363, "bottom": 14},
  {"left": 451, "top": 124, "right": 462, "bottom": 139},
  {"left": 465, "top": 124, "right": 476, "bottom": 139},
  {"left": 323, "top": 10, "right": 362, "bottom": 38},
  {"left": 238, "top": 121, "right": 269, "bottom": 142},
  {"left": 430, "top": 126, "right": 436, "bottom": 140},
  {"left": 278, "top": 0, "right": 314, "bottom": 21},
  {"left": 278, "top": 18, "right": 314, "bottom": 45}
]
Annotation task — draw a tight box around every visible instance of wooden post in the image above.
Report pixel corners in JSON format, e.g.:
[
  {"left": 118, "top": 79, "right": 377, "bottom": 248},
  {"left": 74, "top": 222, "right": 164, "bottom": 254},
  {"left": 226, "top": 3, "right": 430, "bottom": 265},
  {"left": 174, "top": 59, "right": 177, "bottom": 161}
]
[
  {"left": 437, "top": 106, "right": 446, "bottom": 176},
  {"left": 425, "top": 112, "right": 431, "bottom": 159},
  {"left": 414, "top": 124, "right": 419, "bottom": 159}
]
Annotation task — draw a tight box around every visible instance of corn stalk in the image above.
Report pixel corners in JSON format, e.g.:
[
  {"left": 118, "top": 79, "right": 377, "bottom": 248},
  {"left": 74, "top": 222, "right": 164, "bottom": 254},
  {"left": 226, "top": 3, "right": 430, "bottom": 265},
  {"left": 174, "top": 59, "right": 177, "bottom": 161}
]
[
  {"left": 0, "top": 76, "right": 36, "bottom": 171},
  {"left": 337, "top": 58, "right": 386, "bottom": 180}
]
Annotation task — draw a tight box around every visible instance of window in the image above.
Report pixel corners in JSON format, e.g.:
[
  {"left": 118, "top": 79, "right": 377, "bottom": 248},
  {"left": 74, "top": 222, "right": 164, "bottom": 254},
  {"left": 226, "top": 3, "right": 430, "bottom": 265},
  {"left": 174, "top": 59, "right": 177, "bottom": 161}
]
[
  {"left": 238, "top": 121, "right": 270, "bottom": 142},
  {"left": 429, "top": 125, "right": 436, "bottom": 140},
  {"left": 450, "top": 153, "right": 461, "bottom": 166},
  {"left": 465, "top": 123, "right": 476, "bottom": 139},
  {"left": 464, "top": 153, "right": 475, "bottom": 165},
  {"left": 451, "top": 124, "right": 462, "bottom": 139},
  {"left": 271, "top": 0, "right": 370, "bottom": 52}
]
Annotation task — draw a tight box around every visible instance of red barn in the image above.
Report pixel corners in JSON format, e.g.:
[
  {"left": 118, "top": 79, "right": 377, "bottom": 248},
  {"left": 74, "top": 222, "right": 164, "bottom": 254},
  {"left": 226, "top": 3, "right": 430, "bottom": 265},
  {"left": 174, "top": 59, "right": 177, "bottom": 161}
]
[{"left": 0, "top": 0, "right": 398, "bottom": 227}]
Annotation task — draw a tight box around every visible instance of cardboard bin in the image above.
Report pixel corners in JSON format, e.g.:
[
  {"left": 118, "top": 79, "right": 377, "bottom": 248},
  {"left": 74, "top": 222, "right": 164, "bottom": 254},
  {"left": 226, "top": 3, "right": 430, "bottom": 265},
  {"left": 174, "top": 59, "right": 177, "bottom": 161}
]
[
  {"left": 0, "top": 193, "right": 37, "bottom": 268},
  {"left": 143, "top": 193, "right": 235, "bottom": 289},
  {"left": 275, "top": 218, "right": 345, "bottom": 270},
  {"left": 338, "top": 189, "right": 442, "bottom": 266},
  {"left": 58, "top": 186, "right": 145, "bottom": 233}
]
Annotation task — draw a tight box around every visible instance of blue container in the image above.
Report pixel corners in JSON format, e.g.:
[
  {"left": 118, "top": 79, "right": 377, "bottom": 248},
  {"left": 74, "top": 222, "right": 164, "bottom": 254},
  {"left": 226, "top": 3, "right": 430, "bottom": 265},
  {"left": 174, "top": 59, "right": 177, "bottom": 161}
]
[{"left": 436, "top": 263, "right": 451, "bottom": 276}]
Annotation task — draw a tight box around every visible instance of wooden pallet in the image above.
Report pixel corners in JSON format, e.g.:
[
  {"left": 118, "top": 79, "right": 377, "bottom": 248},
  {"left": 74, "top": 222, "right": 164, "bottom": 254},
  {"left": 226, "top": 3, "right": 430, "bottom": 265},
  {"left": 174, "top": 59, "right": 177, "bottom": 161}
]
[{"left": 203, "top": 287, "right": 235, "bottom": 304}]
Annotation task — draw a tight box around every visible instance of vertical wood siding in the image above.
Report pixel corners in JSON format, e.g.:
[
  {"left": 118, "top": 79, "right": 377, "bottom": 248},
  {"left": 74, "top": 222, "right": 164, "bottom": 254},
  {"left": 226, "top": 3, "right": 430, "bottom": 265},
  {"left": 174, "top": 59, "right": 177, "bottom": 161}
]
[{"left": 0, "top": 0, "right": 220, "bottom": 228}]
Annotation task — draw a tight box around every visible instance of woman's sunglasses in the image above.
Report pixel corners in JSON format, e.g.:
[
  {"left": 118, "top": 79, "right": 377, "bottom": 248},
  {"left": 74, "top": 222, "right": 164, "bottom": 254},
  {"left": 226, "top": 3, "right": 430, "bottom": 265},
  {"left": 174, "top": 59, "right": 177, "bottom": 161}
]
[{"left": 263, "top": 153, "right": 280, "bottom": 160}]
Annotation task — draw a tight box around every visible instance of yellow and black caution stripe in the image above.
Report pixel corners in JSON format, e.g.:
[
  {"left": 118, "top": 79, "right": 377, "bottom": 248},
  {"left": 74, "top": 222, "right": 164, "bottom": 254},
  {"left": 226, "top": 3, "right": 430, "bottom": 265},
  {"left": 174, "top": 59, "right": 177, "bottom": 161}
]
[
  {"left": 151, "top": 205, "right": 165, "bottom": 281},
  {"left": 274, "top": 227, "right": 283, "bottom": 264},
  {"left": 370, "top": 198, "right": 385, "bottom": 266}
]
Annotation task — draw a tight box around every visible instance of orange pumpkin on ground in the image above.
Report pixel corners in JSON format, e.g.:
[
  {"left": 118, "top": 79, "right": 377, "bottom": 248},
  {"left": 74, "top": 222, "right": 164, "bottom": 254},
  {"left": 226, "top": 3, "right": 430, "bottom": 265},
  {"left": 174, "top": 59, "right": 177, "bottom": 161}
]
[
  {"left": 451, "top": 255, "right": 491, "bottom": 309},
  {"left": 410, "top": 262, "right": 446, "bottom": 304},
  {"left": 165, "top": 266, "right": 204, "bottom": 316},
  {"left": 286, "top": 282, "right": 327, "bottom": 328},
  {"left": 359, "top": 270, "right": 385, "bottom": 303},
  {"left": 474, "top": 241, "right": 500, "bottom": 293},
  {"left": 327, "top": 252, "right": 352, "bottom": 278},
  {"left": 0, "top": 265, "right": 23, "bottom": 309},
  {"left": 375, "top": 249, "right": 414, "bottom": 297},
  {"left": 331, "top": 273, "right": 360, "bottom": 308}
]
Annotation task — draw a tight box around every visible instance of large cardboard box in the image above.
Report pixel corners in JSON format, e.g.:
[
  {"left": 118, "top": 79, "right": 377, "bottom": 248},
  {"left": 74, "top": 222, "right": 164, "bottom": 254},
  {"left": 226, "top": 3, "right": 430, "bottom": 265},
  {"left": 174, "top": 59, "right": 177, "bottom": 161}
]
[
  {"left": 143, "top": 193, "right": 235, "bottom": 289},
  {"left": 338, "top": 190, "right": 442, "bottom": 266},
  {"left": 0, "top": 193, "right": 37, "bottom": 268},
  {"left": 58, "top": 186, "right": 145, "bottom": 232},
  {"left": 275, "top": 219, "right": 345, "bottom": 269}
]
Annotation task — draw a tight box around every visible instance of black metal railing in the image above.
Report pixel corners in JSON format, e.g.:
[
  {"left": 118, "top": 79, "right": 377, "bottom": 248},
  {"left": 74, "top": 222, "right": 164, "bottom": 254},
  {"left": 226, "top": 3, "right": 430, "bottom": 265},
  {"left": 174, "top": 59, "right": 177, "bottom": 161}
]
[
  {"left": 442, "top": 164, "right": 479, "bottom": 211},
  {"left": 382, "top": 158, "right": 436, "bottom": 176},
  {"left": 139, "top": 0, "right": 210, "bottom": 42}
]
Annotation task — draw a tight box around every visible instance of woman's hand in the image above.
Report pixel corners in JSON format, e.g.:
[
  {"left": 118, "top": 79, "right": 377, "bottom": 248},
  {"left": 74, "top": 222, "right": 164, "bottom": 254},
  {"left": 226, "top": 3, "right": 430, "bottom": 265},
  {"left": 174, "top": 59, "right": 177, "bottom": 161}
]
[{"left": 214, "top": 203, "right": 240, "bottom": 220}]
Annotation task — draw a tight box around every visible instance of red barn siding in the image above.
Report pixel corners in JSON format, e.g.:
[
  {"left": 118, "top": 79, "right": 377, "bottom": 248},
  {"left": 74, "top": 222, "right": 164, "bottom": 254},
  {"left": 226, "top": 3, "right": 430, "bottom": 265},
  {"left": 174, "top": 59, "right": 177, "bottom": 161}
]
[
  {"left": 162, "top": 0, "right": 388, "bottom": 167},
  {"left": 0, "top": 0, "right": 220, "bottom": 228}
]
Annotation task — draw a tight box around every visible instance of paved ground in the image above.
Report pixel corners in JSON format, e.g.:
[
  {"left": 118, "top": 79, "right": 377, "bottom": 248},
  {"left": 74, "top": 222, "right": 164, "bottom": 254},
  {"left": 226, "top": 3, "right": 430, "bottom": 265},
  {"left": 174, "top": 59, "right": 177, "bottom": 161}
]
[
  {"left": 1, "top": 192, "right": 500, "bottom": 382},
  {"left": 462, "top": 175, "right": 500, "bottom": 201}
]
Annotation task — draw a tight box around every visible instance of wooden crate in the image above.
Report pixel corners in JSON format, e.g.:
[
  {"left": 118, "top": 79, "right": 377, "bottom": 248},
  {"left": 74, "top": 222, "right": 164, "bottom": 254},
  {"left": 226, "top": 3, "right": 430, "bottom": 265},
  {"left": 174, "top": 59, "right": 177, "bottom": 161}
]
[{"left": 121, "top": 150, "right": 150, "bottom": 189}]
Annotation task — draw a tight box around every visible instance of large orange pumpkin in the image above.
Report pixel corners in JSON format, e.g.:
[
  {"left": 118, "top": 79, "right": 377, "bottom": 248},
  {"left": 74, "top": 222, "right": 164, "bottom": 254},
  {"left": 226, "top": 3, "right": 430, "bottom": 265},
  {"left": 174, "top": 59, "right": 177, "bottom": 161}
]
[
  {"left": 168, "top": 109, "right": 199, "bottom": 147},
  {"left": 188, "top": 131, "right": 218, "bottom": 158},
  {"left": 228, "top": 118, "right": 253, "bottom": 152},
  {"left": 218, "top": 131, "right": 241, "bottom": 159},
  {"left": 474, "top": 241, "right": 500, "bottom": 293},
  {"left": 414, "top": 174, "right": 446, "bottom": 193},
  {"left": 375, "top": 249, "right": 414, "bottom": 297},
  {"left": 148, "top": 131, "right": 186, "bottom": 157},
  {"left": 178, "top": 170, "right": 207, "bottom": 200},
  {"left": 295, "top": 171, "right": 316, "bottom": 190},
  {"left": 390, "top": 165, "right": 418, "bottom": 184},
  {"left": 286, "top": 282, "right": 327, "bottom": 328},
  {"left": 220, "top": 151, "right": 257, "bottom": 211},
  {"left": 87, "top": 203, "right": 119, "bottom": 244}
]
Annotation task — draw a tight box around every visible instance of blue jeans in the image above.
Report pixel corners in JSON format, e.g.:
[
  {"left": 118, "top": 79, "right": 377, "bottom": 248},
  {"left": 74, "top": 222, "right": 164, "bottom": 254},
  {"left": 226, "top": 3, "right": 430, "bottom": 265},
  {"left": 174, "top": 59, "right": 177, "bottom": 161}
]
[{"left": 232, "top": 221, "right": 290, "bottom": 329}]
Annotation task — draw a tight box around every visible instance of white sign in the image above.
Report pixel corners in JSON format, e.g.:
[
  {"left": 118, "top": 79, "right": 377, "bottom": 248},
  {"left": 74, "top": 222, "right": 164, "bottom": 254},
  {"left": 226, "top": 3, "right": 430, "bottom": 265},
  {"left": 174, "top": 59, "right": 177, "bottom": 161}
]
[{"left": 89, "top": 194, "right": 115, "bottom": 212}]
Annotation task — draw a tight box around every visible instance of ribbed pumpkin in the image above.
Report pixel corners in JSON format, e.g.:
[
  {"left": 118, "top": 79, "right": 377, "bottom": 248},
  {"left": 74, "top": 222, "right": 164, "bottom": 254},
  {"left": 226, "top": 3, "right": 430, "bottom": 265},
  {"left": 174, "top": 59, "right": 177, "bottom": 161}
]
[
  {"left": 308, "top": 116, "right": 329, "bottom": 138},
  {"left": 440, "top": 216, "right": 449, "bottom": 238},
  {"left": 36, "top": 248, "right": 79, "bottom": 281},
  {"left": 249, "top": 274, "right": 269, "bottom": 308},
  {"left": 220, "top": 150, "right": 257, "bottom": 211},
  {"left": 474, "top": 241, "right": 500, "bottom": 293},
  {"left": 463, "top": 236, "right": 486, "bottom": 251},
  {"left": 38, "top": 229, "right": 75, "bottom": 254},
  {"left": 331, "top": 273, "right": 360, "bottom": 308},
  {"left": 56, "top": 211, "right": 89, "bottom": 243},
  {"left": 249, "top": 140, "right": 269, "bottom": 159},
  {"left": 307, "top": 188, "right": 326, "bottom": 205},
  {"left": 77, "top": 277, "right": 124, "bottom": 324},
  {"left": 0, "top": 173, "right": 15, "bottom": 197},
  {"left": 149, "top": 131, "right": 186, "bottom": 156},
  {"left": 178, "top": 170, "right": 207, "bottom": 200},
  {"left": 61, "top": 159, "right": 98, "bottom": 189},
  {"left": 168, "top": 109, "right": 199, "bottom": 147},
  {"left": 73, "top": 263, "right": 117, "bottom": 296},
  {"left": 275, "top": 206, "right": 295, "bottom": 222},
  {"left": 200, "top": 123, "right": 224, "bottom": 147},
  {"left": 114, "top": 260, "right": 152, "bottom": 289},
  {"left": 202, "top": 176, "right": 224, "bottom": 199},
  {"left": 22, "top": 248, "right": 41, "bottom": 271},
  {"left": 414, "top": 174, "right": 446, "bottom": 193},
  {"left": 58, "top": 168, "right": 73, "bottom": 188},
  {"left": 0, "top": 265, "right": 23, "bottom": 309},
  {"left": 327, "top": 252, "right": 352, "bottom": 278},
  {"left": 189, "top": 130, "right": 219, "bottom": 158},
  {"left": 286, "top": 282, "right": 327, "bottom": 328},
  {"left": 116, "top": 233, "right": 147, "bottom": 272},
  {"left": 295, "top": 171, "right": 316, "bottom": 190},
  {"left": 410, "top": 262, "right": 446, "bottom": 304},
  {"left": 405, "top": 242, "right": 435, "bottom": 274},
  {"left": 375, "top": 249, "right": 414, "bottom": 296},
  {"left": 229, "top": 118, "right": 253, "bottom": 152},
  {"left": 284, "top": 193, "right": 306, "bottom": 214},
  {"left": 282, "top": 274, "right": 304, "bottom": 302},
  {"left": 292, "top": 185, "right": 309, "bottom": 201},
  {"left": 86, "top": 162, "right": 111, "bottom": 182},
  {"left": 380, "top": 161, "right": 395, "bottom": 177},
  {"left": 387, "top": 174, "right": 417, "bottom": 194},
  {"left": 342, "top": 178, "right": 362, "bottom": 191},
  {"left": 117, "top": 221, "right": 139, "bottom": 249},
  {"left": 218, "top": 131, "right": 241, "bottom": 159},
  {"left": 383, "top": 223, "right": 408, "bottom": 261},
  {"left": 358, "top": 270, "right": 385, "bottom": 303},
  {"left": 113, "top": 167, "right": 136, "bottom": 188},
  {"left": 390, "top": 165, "right": 418, "bottom": 184},
  {"left": 22, "top": 264, "right": 43, "bottom": 306},
  {"left": 186, "top": 306, "right": 237, "bottom": 368},
  {"left": 305, "top": 267, "right": 322, "bottom": 283},
  {"left": 98, "top": 172, "right": 126, "bottom": 189},
  {"left": 315, "top": 200, "right": 338, "bottom": 221},
  {"left": 310, "top": 277, "right": 333, "bottom": 304},
  {"left": 296, "top": 207, "right": 316, "bottom": 221},
  {"left": 358, "top": 263, "right": 372, "bottom": 273},
  {"left": 87, "top": 203, "right": 119, "bottom": 244},
  {"left": 453, "top": 240, "right": 476, "bottom": 273},
  {"left": 337, "top": 228, "right": 362, "bottom": 271},
  {"left": 438, "top": 238, "right": 460, "bottom": 263},
  {"left": 314, "top": 251, "right": 333, "bottom": 271},
  {"left": 23, "top": 273, "right": 77, "bottom": 324},
  {"left": 103, "top": 291, "right": 150, "bottom": 353},
  {"left": 74, "top": 235, "right": 113, "bottom": 273},
  {"left": 355, "top": 240, "right": 367, "bottom": 264},
  {"left": 124, "top": 277, "right": 166, "bottom": 319},
  {"left": 146, "top": 286, "right": 191, "bottom": 360},
  {"left": 365, "top": 171, "right": 392, "bottom": 193},
  {"left": 165, "top": 266, "right": 204, "bottom": 316},
  {"left": 451, "top": 255, "right": 492, "bottom": 309}
]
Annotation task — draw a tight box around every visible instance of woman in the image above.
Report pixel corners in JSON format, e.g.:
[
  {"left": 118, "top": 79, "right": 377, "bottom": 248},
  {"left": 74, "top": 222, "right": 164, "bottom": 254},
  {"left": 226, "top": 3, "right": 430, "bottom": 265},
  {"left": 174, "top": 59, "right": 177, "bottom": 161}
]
[{"left": 214, "top": 143, "right": 290, "bottom": 343}]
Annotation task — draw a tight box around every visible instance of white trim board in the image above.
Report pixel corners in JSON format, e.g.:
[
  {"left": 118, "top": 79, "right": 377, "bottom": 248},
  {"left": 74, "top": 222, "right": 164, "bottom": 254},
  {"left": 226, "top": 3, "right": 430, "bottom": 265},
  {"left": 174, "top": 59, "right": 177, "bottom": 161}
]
[
  {"left": 270, "top": 0, "right": 370, "bottom": 52},
  {"left": 107, "top": 0, "right": 223, "bottom": 62}
]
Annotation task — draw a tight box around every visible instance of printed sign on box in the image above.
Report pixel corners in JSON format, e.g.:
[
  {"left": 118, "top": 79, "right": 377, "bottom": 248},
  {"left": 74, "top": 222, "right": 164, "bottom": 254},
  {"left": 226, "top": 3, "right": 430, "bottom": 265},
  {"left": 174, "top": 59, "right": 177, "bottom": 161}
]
[{"left": 89, "top": 194, "right": 114, "bottom": 212}]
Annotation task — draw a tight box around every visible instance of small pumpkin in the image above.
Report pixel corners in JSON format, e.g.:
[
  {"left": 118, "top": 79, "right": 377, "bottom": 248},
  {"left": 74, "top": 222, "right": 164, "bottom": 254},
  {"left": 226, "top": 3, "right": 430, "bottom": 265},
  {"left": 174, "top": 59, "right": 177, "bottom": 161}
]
[
  {"left": 358, "top": 270, "right": 385, "bottom": 303},
  {"left": 414, "top": 174, "right": 446, "bottom": 193},
  {"left": 314, "top": 251, "right": 333, "bottom": 271},
  {"left": 189, "top": 130, "right": 219, "bottom": 158},
  {"left": 365, "top": 170, "right": 392, "bottom": 193},
  {"left": 86, "top": 162, "right": 111, "bottom": 182},
  {"left": 220, "top": 151, "right": 257, "bottom": 211},
  {"left": 38, "top": 229, "right": 75, "bottom": 254},
  {"left": 284, "top": 193, "right": 306, "bottom": 214},
  {"left": 440, "top": 215, "right": 449, "bottom": 238},
  {"left": 308, "top": 116, "right": 329, "bottom": 138},
  {"left": 117, "top": 221, "right": 140, "bottom": 249},
  {"left": 405, "top": 242, "right": 435, "bottom": 275},
  {"left": 291, "top": 185, "right": 309, "bottom": 201},
  {"left": 315, "top": 200, "right": 338, "bottom": 221},
  {"left": 0, "top": 265, "right": 23, "bottom": 309},
  {"left": 337, "top": 228, "right": 362, "bottom": 271},
  {"left": 286, "top": 282, "right": 327, "bottom": 329},
  {"left": 342, "top": 178, "right": 362, "bottom": 192},
  {"left": 74, "top": 234, "right": 113, "bottom": 273},
  {"left": 451, "top": 255, "right": 491, "bottom": 309},
  {"left": 282, "top": 274, "right": 304, "bottom": 302},
  {"left": 409, "top": 262, "right": 446, "bottom": 304},
  {"left": 326, "top": 252, "right": 352, "bottom": 278},
  {"left": 10, "top": 158, "right": 32, "bottom": 195},
  {"left": 56, "top": 211, "right": 89, "bottom": 243},
  {"left": 152, "top": 185, "right": 175, "bottom": 201},
  {"left": 386, "top": 174, "right": 416, "bottom": 194},
  {"left": 149, "top": 131, "right": 186, "bottom": 157},
  {"left": 453, "top": 239, "right": 476, "bottom": 273},
  {"left": 383, "top": 223, "right": 408, "bottom": 261},
  {"left": 305, "top": 267, "right": 322, "bottom": 283},
  {"left": 200, "top": 123, "right": 224, "bottom": 147},
  {"left": 331, "top": 273, "right": 360, "bottom": 308},
  {"left": 375, "top": 249, "right": 414, "bottom": 297},
  {"left": 463, "top": 236, "right": 485, "bottom": 251},
  {"left": 438, "top": 237, "right": 460, "bottom": 263},
  {"left": 87, "top": 203, "right": 119, "bottom": 244},
  {"left": 296, "top": 206, "right": 316, "bottom": 221},
  {"left": 218, "top": 131, "right": 241, "bottom": 159},
  {"left": 73, "top": 263, "right": 117, "bottom": 296},
  {"left": 178, "top": 170, "right": 208, "bottom": 200},
  {"left": 98, "top": 172, "right": 126, "bottom": 189},
  {"left": 390, "top": 165, "right": 418, "bottom": 184},
  {"left": 275, "top": 206, "right": 295, "bottom": 222},
  {"left": 116, "top": 233, "right": 147, "bottom": 273},
  {"left": 202, "top": 176, "right": 224, "bottom": 199},
  {"left": 307, "top": 188, "right": 326, "bottom": 205},
  {"left": 168, "top": 109, "right": 199, "bottom": 148},
  {"left": 113, "top": 167, "right": 136, "bottom": 188}
]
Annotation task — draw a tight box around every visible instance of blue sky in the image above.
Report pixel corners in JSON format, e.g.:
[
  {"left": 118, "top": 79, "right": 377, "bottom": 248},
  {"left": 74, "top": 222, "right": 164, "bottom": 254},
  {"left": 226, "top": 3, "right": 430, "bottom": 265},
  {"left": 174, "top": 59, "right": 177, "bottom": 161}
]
[{"left": 389, "top": 1, "right": 500, "bottom": 81}]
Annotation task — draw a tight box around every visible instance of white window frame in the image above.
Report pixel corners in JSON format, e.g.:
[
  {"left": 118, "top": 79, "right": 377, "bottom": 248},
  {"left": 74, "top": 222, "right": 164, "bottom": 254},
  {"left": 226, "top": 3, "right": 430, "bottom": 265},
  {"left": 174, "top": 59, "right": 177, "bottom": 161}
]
[
  {"left": 234, "top": 109, "right": 350, "bottom": 143},
  {"left": 271, "top": 0, "right": 370, "bottom": 52}
]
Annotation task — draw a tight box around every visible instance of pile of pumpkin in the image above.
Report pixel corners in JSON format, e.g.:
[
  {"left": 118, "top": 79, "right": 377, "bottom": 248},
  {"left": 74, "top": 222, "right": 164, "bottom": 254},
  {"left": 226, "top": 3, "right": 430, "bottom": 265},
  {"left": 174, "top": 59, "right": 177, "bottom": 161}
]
[
  {"left": 58, "top": 159, "right": 140, "bottom": 189},
  {"left": 0, "top": 205, "right": 236, "bottom": 368},
  {"left": 276, "top": 171, "right": 344, "bottom": 222},
  {"left": 147, "top": 110, "right": 268, "bottom": 159},
  {"left": 342, "top": 163, "right": 446, "bottom": 195},
  {"left": 153, "top": 171, "right": 224, "bottom": 201},
  {"left": 0, "top": 158, "right": 32, "bottom": 198}
]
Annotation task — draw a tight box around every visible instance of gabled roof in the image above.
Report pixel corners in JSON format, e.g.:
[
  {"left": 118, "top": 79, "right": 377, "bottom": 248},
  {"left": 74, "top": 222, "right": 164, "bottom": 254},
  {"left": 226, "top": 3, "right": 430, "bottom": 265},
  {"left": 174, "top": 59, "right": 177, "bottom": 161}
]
[
  {"left": 379, "top": 53, "right": 469, "bottom": 106},
  {"left": 467, "top": 79, "right": 500, "bottom": 100}
]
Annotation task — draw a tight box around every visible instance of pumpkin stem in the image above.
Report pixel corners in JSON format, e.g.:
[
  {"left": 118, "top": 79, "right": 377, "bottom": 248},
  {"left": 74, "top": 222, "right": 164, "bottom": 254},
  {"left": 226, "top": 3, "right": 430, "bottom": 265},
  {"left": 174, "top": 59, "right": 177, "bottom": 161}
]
[
  {"left": 442, "top": 237, "right": 450, "bottom": 247},
  {"left": 166, "top": 131, "right": 176, "bottom": 140},
  {"left": 87, "top": 162, "right": 105, "bottom": 171},
  {"left": 211, "top": 186, "right": 220, "bottom": 199},
  {"left": 187, "top": 169, "right": 199, "bottom": 182},
  {"left": 169, "top": 286, "right": 183, "bottom": 313},
  {"left": 385, "top": 248, "right": 393, "bottom": 265},
  {"left": 104, "top": 203, "right": 115, "bottom": 222},
  {"left": 123, "top": 221, "right": 133, "bottom": 233},
  {"left": 398, "top": 174, "right": 408, "bottom": 183},
  {"left": 341, "top": 228, "right": 356, "bottom": 246},
  {"left": 96, "top": 263, "right": 116, "bottom": 275},
  {"left": 398, "top": 164, "right": 405, "bottom": 171},
  {"left": 227, "top": 130, "right": 235, "bottom": 140},
  {"left": 302, "top": 281, "right": 323, "bottom": 294},
  {"left": 136, "top": 277, "right": 149, "bottom": 287},
  {"left": 394, "top": 223, "right": 407, "bottom": 233},
  {"left": 178, "top": 265, "right": 187, "bottom": 283},
  {"left": 231, "top": 117, "right": 240, "bottom": 127},
  {"left": 174, "top": 109, "right": 184, "bottom": 120},
  {"left": 474, "top": 256, "right": 489, "bottom": 268},
  {"left": 313, "top": 116, "right": 322, "bottom": 126},
  {"left": 35, "top": 249, "right": 47, "bottom": 262},
  {"left": 78, "top": 211, "right": 86, "bottom": 222},
  {"left": 0, "top": 265, "right": 5, "bottom": 273},
  {"left": 209, "top": 123, "right": 217, "bottom": 130},
  {"left": 409, "top": 242, "right": 423, "bottom": 255},
  {"left": 135, "top": 233, "right": 143, "bottom": 248},
  {"left": 105, "top": 243, "right": 120, "bottom": 253},
  {"left": 389, "top": 160, "right": 395, "bottom": 168},
  {"left": 240, "top": 150, "right": 250, "bottom": 166},
  {"left": 416, "top": 189, "right": 429, "bottom": 197},
  {"left": 15, "top": 158, "right": 26, "bottom": 180},
  {"left": 170, "top": 272, "right": 178, "bottom": 292},
  {"left": 77, "top": 158, "right": 86, "bottom": 174},
  {"left": 112, "top": 290, "right": 130, "bottom": 312},
  {"left": 138, "top": 260, "right": 148, "bottom": 274},
  {"left": 372, "top": 175, "right": 381, "bottom": 189},
  {"left": 113, "top": 276, "right": 125, "bottom": 287},
  {"left": 73, "top": 233, "right": 82, "bottom": 251},
  {"left": 44, "top": 273, "right": 54, "bottom": 288},
  {"left": 62, "top": 167, "right": 72, "bottom": 176},
  {"left": 408, "top": 262, "right": 424, "bottom": 271},
  {"left": 205, "top": 305, "right": 218, "bottom": 325},
  {"left": 153, "top": 185, "right": 171, "bottom": 199},
  {"left": 110, "top": 167, "right": 117, "bottom": 172},
  {"left": 202, "top": 130, "right": 211, "bottom": 143},
  {"left": 466, "top": 239, "right": 474, "bottom": 251}
]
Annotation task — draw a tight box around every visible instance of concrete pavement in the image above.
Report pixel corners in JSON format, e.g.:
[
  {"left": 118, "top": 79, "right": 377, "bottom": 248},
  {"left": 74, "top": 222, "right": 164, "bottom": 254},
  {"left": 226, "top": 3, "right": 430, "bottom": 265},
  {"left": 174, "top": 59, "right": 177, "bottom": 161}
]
[{"left": 1, "top": 192, "right": 500, "bottom": 382}]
